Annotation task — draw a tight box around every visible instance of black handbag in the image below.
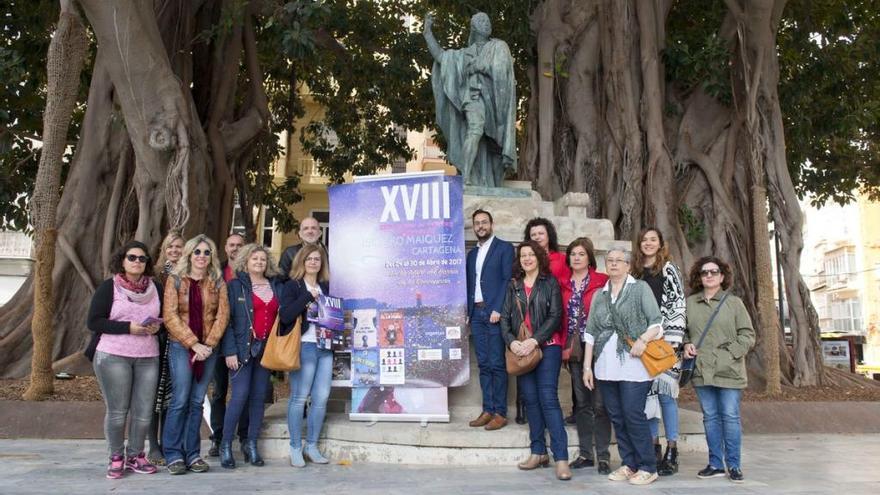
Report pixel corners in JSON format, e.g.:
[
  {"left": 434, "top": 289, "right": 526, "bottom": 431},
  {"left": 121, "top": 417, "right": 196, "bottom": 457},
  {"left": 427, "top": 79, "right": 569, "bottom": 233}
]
[{"left": 680, "top": 292, "right": 729, "bottom": 387}]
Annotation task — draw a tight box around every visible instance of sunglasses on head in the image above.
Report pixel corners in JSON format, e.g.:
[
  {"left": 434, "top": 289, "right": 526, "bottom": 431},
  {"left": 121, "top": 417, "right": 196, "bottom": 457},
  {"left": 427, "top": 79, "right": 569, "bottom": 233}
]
[
  {"left": 700, "top": 269, "right": 721, "bottom": 277},
  {"left": 126, "top": 254, "right": 149, "bottom": 263},
  {"left": 193, "top": 248, "right": 212, "bottom": 257}
]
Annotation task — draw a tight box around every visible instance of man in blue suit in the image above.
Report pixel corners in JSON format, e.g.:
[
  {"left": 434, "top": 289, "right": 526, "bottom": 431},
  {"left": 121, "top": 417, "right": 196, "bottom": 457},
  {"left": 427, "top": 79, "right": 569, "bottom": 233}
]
[{"left": 466, "top": 209, "right": 514, "bottom": 430}]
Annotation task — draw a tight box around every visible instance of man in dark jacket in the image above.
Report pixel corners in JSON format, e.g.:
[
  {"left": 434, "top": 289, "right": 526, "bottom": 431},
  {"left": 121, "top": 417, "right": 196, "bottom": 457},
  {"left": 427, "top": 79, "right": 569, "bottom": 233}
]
[
  {"left": 466, "top": 209, "right": 514, "bottom": 430},
  {"left": 278, "top": 217, "right": 324, "bottom": 281}
]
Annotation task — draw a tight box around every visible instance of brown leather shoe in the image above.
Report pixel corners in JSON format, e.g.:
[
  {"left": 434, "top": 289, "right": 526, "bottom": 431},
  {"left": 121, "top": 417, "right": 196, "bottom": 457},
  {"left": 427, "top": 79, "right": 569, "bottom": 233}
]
[
  {"left": 517, "top": 454, "right": 550, "bottom": 470},
  {"left": 556, "top": 460, "right": 572, "bottom": 481},
  {"left": 484, "top": 414, "right": 508, "bottom": 431},
  {"left": 468, "top": 412, "right": 493, "bottom": 427}
]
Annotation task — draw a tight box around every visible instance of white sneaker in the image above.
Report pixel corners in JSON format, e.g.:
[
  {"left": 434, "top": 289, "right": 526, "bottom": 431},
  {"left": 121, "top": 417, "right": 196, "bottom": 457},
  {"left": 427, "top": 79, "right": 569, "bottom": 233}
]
[
  {"left": 628, "top": 470, "right": 659, "bottom": 485},
  {"left": 608, "top": 465, "right": 636, "bottom": 481}
]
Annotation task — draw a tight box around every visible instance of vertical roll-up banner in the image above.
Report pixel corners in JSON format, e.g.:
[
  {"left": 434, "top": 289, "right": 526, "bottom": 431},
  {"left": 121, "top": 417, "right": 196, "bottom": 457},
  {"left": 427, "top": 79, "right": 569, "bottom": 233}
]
[{"left": 329, "top": 172, "right": 468, "bottom": 422}]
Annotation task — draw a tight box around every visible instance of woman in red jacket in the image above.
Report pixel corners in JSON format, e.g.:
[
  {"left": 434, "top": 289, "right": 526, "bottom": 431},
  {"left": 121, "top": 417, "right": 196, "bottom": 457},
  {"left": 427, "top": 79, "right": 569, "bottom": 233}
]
[{"left": 561, "top": 237, "right": 613, "bottom": 475}]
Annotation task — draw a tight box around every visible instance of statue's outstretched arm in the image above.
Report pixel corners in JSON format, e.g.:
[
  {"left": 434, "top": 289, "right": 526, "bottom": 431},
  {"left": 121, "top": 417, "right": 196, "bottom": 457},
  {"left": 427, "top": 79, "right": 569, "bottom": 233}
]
[{"left": 423, "top": 13, "right": 444, "bottom": 61}]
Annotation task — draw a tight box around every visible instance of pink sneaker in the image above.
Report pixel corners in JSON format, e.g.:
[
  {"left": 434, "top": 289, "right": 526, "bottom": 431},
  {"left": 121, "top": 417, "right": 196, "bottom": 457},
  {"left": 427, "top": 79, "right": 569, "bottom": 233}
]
[
  {"left": 125, "top": 452, "right": 158, "bottom": 474},
  {"left": 106, "top": 454, "right": 125, "bottom": 479}
]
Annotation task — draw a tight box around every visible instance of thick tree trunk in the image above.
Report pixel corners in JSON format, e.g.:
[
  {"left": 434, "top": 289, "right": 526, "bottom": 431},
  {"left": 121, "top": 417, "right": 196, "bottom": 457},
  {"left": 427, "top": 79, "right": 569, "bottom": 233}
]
[
  {"left": 523, "top": 0, "right": 824, "bottom": 387},
  {"left": 0, "top": 0, "right": 268, "bottom": 377},
  {"left": 24, "top": 6, "right": 88, "bottom": 399}
]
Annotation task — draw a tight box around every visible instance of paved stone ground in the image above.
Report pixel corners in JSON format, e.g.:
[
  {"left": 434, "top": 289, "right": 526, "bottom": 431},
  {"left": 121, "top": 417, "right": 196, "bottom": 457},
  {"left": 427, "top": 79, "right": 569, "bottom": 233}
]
[{"left": 1, "top": 434, "right": 878, "bottom": 494}]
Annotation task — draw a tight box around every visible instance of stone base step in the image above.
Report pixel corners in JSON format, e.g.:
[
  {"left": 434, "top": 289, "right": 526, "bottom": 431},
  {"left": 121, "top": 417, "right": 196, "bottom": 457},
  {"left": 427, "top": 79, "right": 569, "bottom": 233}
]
[{"left": 258, "top": 403, "right": 706, "bottom": 465}]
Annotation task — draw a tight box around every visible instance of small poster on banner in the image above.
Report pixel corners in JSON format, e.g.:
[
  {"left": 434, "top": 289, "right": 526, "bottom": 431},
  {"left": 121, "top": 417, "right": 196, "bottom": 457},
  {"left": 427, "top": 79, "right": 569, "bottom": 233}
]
[
  {"left": 379, "top": 311, "right": 405, "bottom": 347},
  {"left": 332, "top": 351, "right": 352, "bottom": 387},
  {"left": 352, "top": 309, "right": 378, "bottom": 350},
  {"left": 352, "top": 349, "right": 380, "bottom": 387},
  {"left": 380, "top": 348, "right": 406, "bottom": 384},
  {"left": 308, "top": 294, "right": 345, "bottom": 351}
]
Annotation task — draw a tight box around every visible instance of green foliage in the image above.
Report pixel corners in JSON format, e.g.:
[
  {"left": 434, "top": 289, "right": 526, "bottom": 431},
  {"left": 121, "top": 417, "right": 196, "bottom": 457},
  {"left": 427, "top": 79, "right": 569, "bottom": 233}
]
[
  {"left": 678, "top": 204, "right": 706, "bottom": 247},
  {"left": 778, "top": 0, "right": 880, "bottom": 205},
  {"left": 664, "top": 1, "right": 731, "bottom": 105}
]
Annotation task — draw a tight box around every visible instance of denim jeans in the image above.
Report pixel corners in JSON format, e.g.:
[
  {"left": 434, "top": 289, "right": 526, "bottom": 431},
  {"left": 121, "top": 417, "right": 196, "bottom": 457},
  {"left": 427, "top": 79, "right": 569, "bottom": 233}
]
[
  {"left": 210, "top": 355, "right": 248, "bottom": 443},
  {"left": 163, "top": 341, "right": 218, "bottom": 465},
  {"left": 471, "top": 306, "right": 508, "bottom": 416},
  {"left": 287, "top": 343, "right": 333, "bottom": 447},
  {"left": 648, "top": 393, "right": 680, "bottom": 442},
  {"left": 695, "top": 385, "right": 743, "bottom": 470},
  {"left": 518, "top": 345, "right": 568, "bottom": 461},
  {"left": 93, "top": 351, "right": 159, "bottom": 457},
  {"left": 598, "top": 379, "right": 656, "bottom": 473},
  {"left": 222, "top": 355, "right": 272, "bottom": 443},
  {"left": 568, "top": 355, "right": 611, "bottom": 461}
]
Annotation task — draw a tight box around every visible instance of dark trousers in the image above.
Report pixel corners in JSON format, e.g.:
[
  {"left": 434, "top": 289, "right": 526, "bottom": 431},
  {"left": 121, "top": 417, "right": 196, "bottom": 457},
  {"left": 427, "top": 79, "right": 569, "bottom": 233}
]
[
  {"left": 569, "top": 355, "right": 612, "bottom": 461},
  {"left": 222, "top": 357, "right": 272, "bottom": 443},
  {"left": 210, "top": 358, "right": 247, "bottom": 442},
  {"left": 599, "top": 379, "right": 656, "bottom": 473},
  {"left": 471, "top": 305, "right": 508, "bottom": 416},
  {"left": 518, "top": 345, "right": 568, "bottom": 461}
]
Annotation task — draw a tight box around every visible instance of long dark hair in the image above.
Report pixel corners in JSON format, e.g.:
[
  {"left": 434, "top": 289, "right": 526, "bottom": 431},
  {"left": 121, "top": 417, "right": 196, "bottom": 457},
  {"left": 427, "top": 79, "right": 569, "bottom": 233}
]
[
  {"left": 687, "top": 256, "right": 733, "bottom": 293},
  {"left": 109, "top": 240, "right": 155, "bottom": 277},
  {"left": 523, "top": 217, "right": 560, "bottom": 253},
  {"left": 512, "top": 240, "right": 551, "bottom": 280}
]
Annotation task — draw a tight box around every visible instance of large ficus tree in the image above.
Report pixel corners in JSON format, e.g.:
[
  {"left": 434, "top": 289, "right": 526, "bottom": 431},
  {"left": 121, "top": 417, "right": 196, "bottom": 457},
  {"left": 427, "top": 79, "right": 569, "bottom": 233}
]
[{"left": 0, "top": 0, "right": 877, "bottom": 395}]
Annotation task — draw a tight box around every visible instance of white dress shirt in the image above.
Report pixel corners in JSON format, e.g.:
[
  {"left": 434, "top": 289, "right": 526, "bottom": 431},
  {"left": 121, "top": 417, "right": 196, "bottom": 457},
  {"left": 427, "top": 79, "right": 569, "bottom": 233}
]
[{"left": 473, "top": 235, "right": 494, "bottom": 304}]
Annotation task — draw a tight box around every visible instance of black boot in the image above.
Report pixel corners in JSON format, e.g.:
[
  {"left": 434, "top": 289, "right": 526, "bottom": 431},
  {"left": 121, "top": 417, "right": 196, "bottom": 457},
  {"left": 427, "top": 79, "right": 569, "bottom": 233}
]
[
  {"left": 658, "top": 445, "right": 678, "bottom": 476},
  {"left": 219, "top": 442, "right": 235, "bottom": 469},
  {"left": 241, "top": 441, "right": 250, "bottom": 463},
  {"left": 208, "top": 439, "right": 221, "bottom": 457},
  {"left": 243, "top": 439, "right": 264, "bottom": 466},
  {"left": 654, "top": 443, "right": 663, "bottom": 466},
  {"left": 515, "top": 400, "right": 527, "bottom": 425}
]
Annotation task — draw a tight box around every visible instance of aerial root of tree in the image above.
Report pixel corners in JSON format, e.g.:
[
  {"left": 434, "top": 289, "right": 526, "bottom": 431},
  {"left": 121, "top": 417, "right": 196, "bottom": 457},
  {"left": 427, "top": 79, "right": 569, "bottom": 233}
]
[{"left": 522, "top": 0, "right": 824, "bottom": 389}]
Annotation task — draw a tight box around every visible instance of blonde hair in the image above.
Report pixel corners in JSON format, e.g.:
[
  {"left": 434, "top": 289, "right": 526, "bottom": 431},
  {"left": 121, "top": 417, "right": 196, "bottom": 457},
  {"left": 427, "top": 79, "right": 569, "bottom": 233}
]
[
  {"left": 155, "top": 230, "right": 184, "bottom": 272},
  {"left": 233, "top": 243, "right": 280, "bottom": 277},
  {"left": 172, "top": 234, "right": 222, "bottom": 282},
  {"left": 289, "top": 244, "right": 329, "bottom": 282}
]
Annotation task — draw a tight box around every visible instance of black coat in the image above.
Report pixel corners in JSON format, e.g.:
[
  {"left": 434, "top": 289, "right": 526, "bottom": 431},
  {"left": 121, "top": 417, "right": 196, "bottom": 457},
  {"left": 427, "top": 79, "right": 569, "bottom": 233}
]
[
  {"left": 85, "top": 277, "right": 164, "bottom": 361},
  {"left": 279, "top": 278, "right": 330, "bottom": 336},
  {"left": 499, "top": 274, "right": 562, "bottom": 347}
]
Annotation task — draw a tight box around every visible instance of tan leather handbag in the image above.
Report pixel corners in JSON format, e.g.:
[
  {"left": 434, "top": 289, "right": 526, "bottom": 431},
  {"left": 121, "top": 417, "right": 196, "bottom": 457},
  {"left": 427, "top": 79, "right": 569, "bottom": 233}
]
[{"left": 260, "top": 315, "right": 301, "bottom": 372}]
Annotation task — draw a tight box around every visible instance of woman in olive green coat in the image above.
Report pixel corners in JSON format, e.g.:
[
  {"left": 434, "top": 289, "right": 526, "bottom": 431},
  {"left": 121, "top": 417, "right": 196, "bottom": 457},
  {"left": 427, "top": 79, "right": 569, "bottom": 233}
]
[{"left": 682, "top": 256, "right": 754, "bottom": 484}]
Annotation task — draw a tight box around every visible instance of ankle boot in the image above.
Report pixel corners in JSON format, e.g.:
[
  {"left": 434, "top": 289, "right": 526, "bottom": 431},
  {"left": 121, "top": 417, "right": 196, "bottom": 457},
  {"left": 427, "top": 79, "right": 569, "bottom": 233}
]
[
  {"left": 516, "top": 454, "right": 550, "bottom": 470},
  {"left": 555, "top": 460, "right": 572, "bottom": 480},
  {"left": 243, "top": 439, "right": 264, "bottom": 466},
  {"left": 515, "top": 400, "right": 527, "bottom": 425},
  {"left": 208, "top": 439, "right": 221, "bottom": 457},
  {"left": 654, "top": 443, "right": 663, "bottom": 466},
  {"left": 219, "top": 442, "right": 235, "bottom": 469},
  {"left": 658, "top": 445, "right": 678, "bottom": 476}
]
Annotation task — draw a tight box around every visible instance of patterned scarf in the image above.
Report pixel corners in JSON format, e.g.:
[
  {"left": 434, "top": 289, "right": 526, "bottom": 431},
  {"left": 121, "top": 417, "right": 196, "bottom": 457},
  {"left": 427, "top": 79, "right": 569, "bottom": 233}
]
[
  {"left": 113, "top": 274, "right": 153, "bottom": 304},
  {"left": 566, "top": 275, "right": 588, "bottom": 337}
]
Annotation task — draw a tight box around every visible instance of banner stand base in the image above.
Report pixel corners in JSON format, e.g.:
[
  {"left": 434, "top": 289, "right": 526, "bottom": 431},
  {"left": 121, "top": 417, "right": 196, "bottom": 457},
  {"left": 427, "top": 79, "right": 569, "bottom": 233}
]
[{"left": 348, "top": 413, "right": 450, "bottom": 424}]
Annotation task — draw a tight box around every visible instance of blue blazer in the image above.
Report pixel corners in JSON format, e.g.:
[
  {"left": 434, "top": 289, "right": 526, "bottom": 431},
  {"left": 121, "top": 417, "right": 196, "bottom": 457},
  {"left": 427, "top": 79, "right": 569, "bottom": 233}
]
[
  {"left": 221, "top": 272, "right": 284, "bottom": 364},
  {"left": 279, "top": 278, "right": 330, "bottom": 336},
  {"left": 466, "top": 236, "right": 514, "bottom": 318}
]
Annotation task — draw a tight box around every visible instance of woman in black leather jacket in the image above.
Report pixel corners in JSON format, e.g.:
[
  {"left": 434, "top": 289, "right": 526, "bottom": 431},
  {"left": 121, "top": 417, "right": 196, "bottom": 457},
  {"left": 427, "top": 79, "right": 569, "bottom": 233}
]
[{"left": 500, "top": 240, "right": 568, "bottom": 480}]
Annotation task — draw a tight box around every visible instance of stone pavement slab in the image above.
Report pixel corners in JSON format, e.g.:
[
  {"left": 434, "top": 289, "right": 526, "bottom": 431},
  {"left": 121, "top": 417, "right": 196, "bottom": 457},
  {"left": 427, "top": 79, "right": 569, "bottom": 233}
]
[{"left": 0, "top": 434, "right": 878, "bottom": 495}]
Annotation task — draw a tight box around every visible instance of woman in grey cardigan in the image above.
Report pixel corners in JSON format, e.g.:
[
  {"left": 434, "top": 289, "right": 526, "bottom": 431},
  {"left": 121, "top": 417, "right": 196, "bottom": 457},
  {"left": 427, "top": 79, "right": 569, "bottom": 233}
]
[{"left": 582, "top": 248, "right": 663, "bottom": 486}]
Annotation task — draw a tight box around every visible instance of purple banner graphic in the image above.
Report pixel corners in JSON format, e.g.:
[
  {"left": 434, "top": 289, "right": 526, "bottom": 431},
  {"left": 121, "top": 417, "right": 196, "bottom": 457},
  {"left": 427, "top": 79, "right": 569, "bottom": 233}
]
[{"left": 329, "top": 175, "right": 468, "bottom": 389}]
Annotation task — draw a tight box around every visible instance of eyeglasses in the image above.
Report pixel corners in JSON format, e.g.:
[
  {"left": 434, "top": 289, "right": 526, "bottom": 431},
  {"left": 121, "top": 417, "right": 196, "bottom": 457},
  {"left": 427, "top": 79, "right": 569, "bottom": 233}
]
[
  {"left": 126, "top": 254, "right": 149, "bottom": 263},
  {"left": 193, "top": 249, "right": 212, "bottom": 257},
  {"left": 700, "top": 269, "right": 721, "bottom": 277},
  {"left": 606, "top": 258, "right": 628, "bottom": 265}
]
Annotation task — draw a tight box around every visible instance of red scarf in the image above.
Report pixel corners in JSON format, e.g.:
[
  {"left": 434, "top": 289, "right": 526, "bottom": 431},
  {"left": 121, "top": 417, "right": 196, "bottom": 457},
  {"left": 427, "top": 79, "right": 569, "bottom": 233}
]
[{"left": 187, "top": 278, "right": 206, "bottom": 381}]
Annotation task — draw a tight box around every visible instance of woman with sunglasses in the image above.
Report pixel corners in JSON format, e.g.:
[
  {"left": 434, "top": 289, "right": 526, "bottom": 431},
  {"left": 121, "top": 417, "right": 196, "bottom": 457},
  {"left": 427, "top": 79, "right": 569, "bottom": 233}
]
[
  {"left": 86, "top": 241, "right": 163, "bottom": 479},
  {"left": 146, "top": 230, "right": 185, "bottom": 466},
  {"left": 631, "top": 227, "right": 686, "bottom": 475},
  {"left": 162, "top": 234, "right": 229, "bottom": 474},
  {"left": 219, "top": 243, "right": 282, "bottom": 469},
  {"left": 280, "top": 244, "right": 332, "bottom": 467},
  {"left": 682, "top": 257, "right": 754, "bottom": 484}
]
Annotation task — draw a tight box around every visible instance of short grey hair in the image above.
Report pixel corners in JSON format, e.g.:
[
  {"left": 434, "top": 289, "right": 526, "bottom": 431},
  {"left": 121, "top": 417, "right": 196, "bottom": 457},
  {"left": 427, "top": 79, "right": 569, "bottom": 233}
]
[{"left": 606, "top": 248, "right": 632, "bottom": 264}]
